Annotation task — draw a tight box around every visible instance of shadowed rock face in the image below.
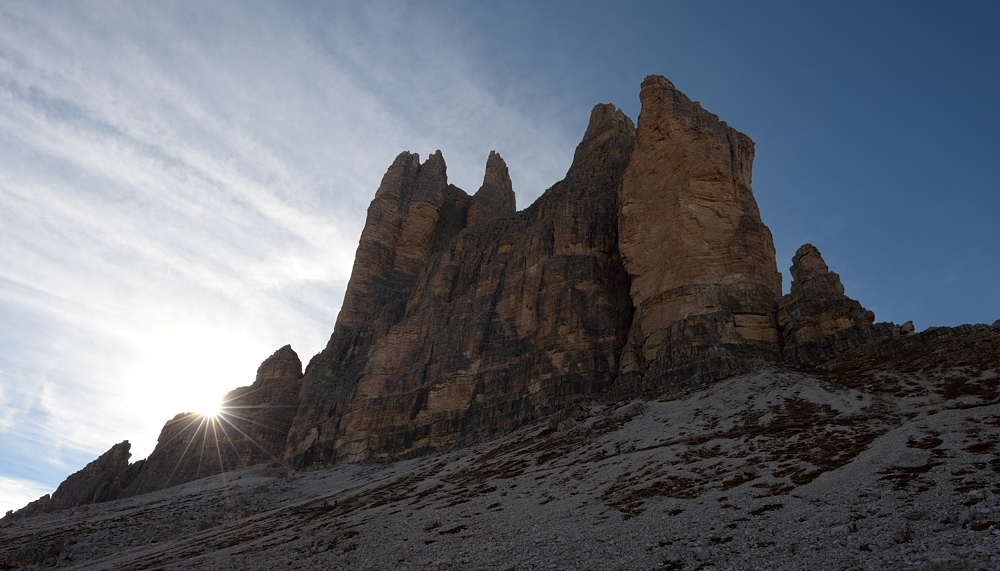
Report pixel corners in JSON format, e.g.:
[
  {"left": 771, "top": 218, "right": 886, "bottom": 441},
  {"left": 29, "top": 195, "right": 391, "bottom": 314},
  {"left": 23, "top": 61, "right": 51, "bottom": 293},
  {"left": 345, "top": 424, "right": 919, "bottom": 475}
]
[
  {"left": 775, "top": 244, "right": 901, "bottom": 365},
  {"left": 778, "top": 244, "right": 875, "bottom": 346},
  {"left": 285, "top": 104, "right": 636, "bottom": 465},
  {"left": 282, "top": 149, "right": 479, "bottom": 466},
  {"left": 617, "top": 75, "right": 782, "bottom": 391},
  {"left": 119, "top": 346, "right": 303, "bottom": 497},
  {"left": 2, "top": 441, "right": 140, "bottom": 520},
  {"left": 467, "top": 150, "right": 516, "bottom": 227}
]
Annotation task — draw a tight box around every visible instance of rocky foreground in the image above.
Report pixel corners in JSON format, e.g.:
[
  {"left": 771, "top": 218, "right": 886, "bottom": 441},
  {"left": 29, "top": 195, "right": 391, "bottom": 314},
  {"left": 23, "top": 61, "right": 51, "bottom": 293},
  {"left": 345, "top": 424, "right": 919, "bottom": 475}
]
[{"left": 3, "top": 322, "right": 999, "bottom": 570}]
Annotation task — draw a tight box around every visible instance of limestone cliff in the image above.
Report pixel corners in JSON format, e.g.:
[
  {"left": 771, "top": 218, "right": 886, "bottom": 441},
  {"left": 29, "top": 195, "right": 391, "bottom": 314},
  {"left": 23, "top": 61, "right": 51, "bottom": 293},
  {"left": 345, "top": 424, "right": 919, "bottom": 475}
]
[
  {"left": 20, "top": 75, "right": 948, "bottom": 513},
  {"left": 617, "top": 75, "right": 782, "bottom": 393},
  {"left": 467, "top": 150, "right": 516, "bottom": 227},
  {"left": 283, "top": 149, "right": 477, "bottom": 466},
  {"left": 285, "top": 104, "right": 636, "bottom": 465},
  {"left": 778, "top": 244, "right": 875, "bottom": 345}
]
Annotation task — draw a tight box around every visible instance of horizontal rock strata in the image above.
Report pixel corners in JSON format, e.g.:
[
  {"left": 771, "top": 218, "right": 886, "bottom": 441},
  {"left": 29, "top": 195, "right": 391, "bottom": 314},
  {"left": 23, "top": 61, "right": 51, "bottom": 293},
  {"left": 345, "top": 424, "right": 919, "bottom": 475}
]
[
  {"left": 617, "top": 75, "right": 782, "bottom": 394},
  {"left": 16, "top": 75, "right": 991, "bottom": 517}
]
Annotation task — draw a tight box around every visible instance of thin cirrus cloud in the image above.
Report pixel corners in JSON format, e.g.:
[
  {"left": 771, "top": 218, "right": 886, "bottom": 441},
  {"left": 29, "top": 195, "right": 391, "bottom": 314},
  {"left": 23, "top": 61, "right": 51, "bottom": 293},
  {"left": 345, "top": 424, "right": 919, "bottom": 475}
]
[{"left": 0, "top": 0, "right": 577, "bottom": 515}]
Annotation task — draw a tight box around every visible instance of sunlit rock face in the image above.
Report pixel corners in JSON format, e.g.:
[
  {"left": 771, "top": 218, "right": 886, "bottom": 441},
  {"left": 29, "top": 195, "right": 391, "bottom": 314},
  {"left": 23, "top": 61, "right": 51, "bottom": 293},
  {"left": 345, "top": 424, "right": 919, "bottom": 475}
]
[
  {"left": 616, "top": 75, "right": 782, "bottom": 394},
  {"left": 119, "top": 345, "right": 303, "bottom": 497},
  {"left": 282, "top": 79, "right": 793, "bottom": 466}
]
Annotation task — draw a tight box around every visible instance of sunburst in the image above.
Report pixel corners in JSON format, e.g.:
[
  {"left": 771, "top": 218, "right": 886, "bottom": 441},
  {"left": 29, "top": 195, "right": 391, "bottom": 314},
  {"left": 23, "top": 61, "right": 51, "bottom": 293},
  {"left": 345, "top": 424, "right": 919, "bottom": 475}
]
[{"left": 154, "top": 390, "right": 298, "bottom": 492}]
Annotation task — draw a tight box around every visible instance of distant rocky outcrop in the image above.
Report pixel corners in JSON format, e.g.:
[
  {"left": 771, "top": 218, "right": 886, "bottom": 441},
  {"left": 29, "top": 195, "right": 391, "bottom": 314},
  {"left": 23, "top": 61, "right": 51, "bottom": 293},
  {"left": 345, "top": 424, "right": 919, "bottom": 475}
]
[
  {"left": 5, "top": 347, "right": 305, "bottom": 520},
  {"left": 775, "top": 244, "right": 918, "bottom": 365},
  {"left": 778, "top": 244, "right": 875, "bottom": 345},
  {"left": 18, "top": 75, "right": 992, "bottom": 517},
  {"left": 3, "top": 441, "right": 140, "bottom": 521}
]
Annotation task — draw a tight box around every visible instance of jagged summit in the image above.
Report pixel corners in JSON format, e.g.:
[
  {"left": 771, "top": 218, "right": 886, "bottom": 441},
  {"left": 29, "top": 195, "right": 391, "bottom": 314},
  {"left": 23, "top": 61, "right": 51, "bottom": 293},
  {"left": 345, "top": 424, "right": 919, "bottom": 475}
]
[
  {"left": 258, "top": 344, "right": 303, "bottom": 379},
  {"left": 7, "top": 76, "right": 998, "bottom": 531},
  {"left": 563, "top": 103, "right": 635, "bottom": 183},
  {"left": 778, "top": 244, "right": 876, "bottom": 346},
  {"left": 5, "top": 441, "right": 139, "bottom": 520},
  {"left": 467, "top": 150, "right": 515, "bottom": 226}
]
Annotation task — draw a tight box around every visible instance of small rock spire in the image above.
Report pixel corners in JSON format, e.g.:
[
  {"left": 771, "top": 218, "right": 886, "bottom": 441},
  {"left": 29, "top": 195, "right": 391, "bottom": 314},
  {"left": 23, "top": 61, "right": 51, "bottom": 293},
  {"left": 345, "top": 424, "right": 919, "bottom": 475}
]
[
  {"left": 256, "top": 345, "right": 303, "bottom": 382},
  {"left": 467, "top": 151, "right": 515, "bottom": 225},
  {"left": 777, "top": 244, "right": 875, "bottom": 345}
]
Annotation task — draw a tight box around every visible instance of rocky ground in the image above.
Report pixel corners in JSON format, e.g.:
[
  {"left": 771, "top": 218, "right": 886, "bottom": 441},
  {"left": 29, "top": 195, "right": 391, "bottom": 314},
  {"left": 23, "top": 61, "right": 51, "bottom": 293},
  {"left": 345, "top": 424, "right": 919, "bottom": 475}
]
[{"left": 3, "top": 353, "right": 1000, "bottom": 570}]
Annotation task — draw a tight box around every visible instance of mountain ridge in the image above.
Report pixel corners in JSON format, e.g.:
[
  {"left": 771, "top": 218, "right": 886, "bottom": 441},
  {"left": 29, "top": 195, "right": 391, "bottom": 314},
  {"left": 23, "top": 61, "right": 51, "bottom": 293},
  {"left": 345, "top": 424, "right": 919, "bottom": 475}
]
[{"left": 4, "top": 76, "right": 997, "bottom": 536}]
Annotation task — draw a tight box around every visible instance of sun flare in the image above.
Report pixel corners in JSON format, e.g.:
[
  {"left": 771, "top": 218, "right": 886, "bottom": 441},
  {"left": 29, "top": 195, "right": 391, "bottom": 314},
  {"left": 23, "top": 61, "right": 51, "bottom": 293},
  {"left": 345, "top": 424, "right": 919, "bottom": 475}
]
[{"left": 192, "top": 397, "right": 222, "bottom": 419}]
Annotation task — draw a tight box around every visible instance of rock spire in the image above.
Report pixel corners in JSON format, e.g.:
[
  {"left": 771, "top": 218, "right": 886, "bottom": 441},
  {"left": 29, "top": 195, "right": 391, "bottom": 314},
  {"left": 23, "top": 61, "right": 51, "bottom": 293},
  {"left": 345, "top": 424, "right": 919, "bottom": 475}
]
[
  {"left": 467, "top": 150, "right": 516, "bottom": 226},
  {"left": 617, "top": 75, "right": 782, "bottom": 390}
]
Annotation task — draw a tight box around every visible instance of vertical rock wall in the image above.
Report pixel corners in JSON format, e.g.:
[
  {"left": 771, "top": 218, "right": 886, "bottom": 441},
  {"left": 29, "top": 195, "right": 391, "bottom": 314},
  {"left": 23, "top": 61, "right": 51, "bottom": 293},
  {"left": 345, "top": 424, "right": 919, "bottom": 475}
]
[
  {"left": 283, "top": 151, "right": 476, "bottom": 466},
  {"left": 617, "top": 75, "right": 782, "bottom": 390},
  {"left": 467, "top": 150, "right": 516, "bottom": 227},
  {"left": 331, "top": 104, "right": 636, "bottom": 462},
  {"left": 283, "top": 105, "right": 636, "bottom": 466}
]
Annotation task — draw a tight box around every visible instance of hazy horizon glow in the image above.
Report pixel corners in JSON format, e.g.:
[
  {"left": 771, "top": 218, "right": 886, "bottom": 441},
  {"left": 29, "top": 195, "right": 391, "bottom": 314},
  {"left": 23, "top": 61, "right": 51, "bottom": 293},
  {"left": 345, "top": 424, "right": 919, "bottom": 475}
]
[{"left": 2, "top": 1, "right": 998, "bottom": 515}]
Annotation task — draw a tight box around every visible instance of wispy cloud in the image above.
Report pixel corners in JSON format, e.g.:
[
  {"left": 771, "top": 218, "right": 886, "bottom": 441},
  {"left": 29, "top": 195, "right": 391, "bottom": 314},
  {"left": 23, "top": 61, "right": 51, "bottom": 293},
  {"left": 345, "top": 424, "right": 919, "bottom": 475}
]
[{"left": 0, "top": 0, "right": 578, "bottom": 504}]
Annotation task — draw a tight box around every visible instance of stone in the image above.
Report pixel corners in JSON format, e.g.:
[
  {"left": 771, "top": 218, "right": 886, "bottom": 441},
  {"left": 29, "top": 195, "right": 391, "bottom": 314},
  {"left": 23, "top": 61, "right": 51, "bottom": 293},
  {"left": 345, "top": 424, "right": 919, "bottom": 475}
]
[
  {"left": 120, "top": 345, "right": 303, "bottom": 497},
  {"left": 2, "top": 441, "right": 136, "bottom": 520},
  {"left": 929, "top": 556, "right": 968, "bottom": 571},
  {"left": 774, "top": 243, "right": 889, "bottom": 365},
  {"left": 466, "top": 150, "right": 516, "bottom": 227},
  {"left": 618, "top": 75, "right": 782, "bottom": 391},
  {"left": 777, "top": 244, "right": 875, "bottom": 346},
  {"left": 288, "top": 104, "right": 636, "bottom": 465},
  {"left": 829, "top": 524, "right": 851, "bottom": 538},
  {"left": 4, "top": 542, "right": 62, "bottom": 568},
  {"left": 892, "top": 530, "right": 912, "bottom": 543},
  {"left": 283, "top": 150, "right": 475, "bottom": 466},
  {"left": 3, "top": 316, "right": 1000, "bottom": 568},
  {"left": 24, "top": 75, "right": 998, "bottom": 518}
]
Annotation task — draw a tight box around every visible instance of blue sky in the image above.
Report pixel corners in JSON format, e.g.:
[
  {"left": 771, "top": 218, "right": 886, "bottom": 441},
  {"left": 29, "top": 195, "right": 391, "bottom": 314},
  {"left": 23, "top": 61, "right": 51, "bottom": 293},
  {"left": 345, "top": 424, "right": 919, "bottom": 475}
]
[{"left": 1, "top": 1, "right": 997, "bottom": 514}]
